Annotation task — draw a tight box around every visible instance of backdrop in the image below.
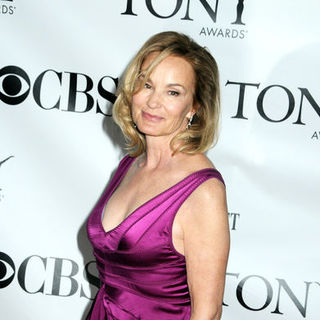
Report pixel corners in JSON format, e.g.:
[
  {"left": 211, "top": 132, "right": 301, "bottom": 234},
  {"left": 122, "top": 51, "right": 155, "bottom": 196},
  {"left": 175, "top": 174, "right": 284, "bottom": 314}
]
[{"left": 1, "top": 1, "right": 319, "bottom": 319}]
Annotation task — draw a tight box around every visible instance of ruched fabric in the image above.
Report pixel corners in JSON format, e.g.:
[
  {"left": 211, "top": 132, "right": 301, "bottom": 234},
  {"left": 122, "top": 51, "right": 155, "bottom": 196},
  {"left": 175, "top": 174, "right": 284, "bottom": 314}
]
[{"left": 87, "top": 155, "right": 224, "bottom": 319}]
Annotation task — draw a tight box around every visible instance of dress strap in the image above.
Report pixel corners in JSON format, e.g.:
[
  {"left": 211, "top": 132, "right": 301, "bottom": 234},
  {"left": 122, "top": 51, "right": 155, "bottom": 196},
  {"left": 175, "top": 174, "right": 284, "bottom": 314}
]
[
  {"left": 169, "top": 168, "right": 225, "bottom": 208},
  {"left": 95, "top": 155, "right": 135, "bottom": 210},
  {"left": 107, "top": 155, "right": 135, "bottom": 192}
]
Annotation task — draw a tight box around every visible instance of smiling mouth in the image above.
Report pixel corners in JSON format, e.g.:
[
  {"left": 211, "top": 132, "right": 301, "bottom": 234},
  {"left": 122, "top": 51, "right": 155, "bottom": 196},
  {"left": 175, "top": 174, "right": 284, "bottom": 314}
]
[{"left": 142, "top": 111, "right": 164, "bottom": 122}]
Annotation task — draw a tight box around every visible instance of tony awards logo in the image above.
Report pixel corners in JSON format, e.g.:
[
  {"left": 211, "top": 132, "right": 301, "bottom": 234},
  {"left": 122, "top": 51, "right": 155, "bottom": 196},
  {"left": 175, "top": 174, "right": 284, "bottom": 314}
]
[
  {"left": 121, "top": 0, "right": 248, "bottom": 39},
  {"left": 121, "top": 0, "right": 246, "bottom": 25}
]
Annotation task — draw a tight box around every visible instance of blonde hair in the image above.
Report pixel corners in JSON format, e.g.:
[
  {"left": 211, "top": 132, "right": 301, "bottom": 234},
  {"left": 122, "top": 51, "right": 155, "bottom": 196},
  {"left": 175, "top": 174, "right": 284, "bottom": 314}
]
[{"left": 113, "top": 31, "right": 220, "bottom": 156}]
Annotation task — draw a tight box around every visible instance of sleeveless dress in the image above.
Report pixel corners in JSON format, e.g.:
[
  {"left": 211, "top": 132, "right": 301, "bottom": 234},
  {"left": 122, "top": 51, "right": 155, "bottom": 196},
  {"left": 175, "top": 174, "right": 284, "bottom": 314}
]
[{"left": 87, "top": 155, "right": 225, "bottom": 320}]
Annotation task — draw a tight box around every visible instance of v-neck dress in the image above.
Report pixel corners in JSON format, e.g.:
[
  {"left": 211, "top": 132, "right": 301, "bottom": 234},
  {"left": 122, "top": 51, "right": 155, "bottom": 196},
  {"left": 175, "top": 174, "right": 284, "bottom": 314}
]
[{"left": 87, "top": 155, "right": 225, "bottom": 320}]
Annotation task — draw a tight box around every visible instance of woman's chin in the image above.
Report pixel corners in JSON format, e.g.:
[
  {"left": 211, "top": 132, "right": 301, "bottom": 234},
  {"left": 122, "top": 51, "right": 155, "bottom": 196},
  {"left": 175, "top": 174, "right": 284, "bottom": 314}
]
[
  {"left": 138, "top": 128, "right": 161, "bottom": 137},
  {"left": 136, "top": 123, "right": 162, "bottom": 136}
]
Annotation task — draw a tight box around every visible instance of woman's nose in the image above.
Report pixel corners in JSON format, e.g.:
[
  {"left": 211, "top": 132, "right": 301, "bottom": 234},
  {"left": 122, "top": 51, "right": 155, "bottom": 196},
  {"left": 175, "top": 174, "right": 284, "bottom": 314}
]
[{"left": 147, "top": 90, "right": 162, "bottom": 109}]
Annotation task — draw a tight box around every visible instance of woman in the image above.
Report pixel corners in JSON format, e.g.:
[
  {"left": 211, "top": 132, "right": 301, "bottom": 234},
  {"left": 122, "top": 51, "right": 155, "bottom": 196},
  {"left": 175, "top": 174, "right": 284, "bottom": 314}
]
[{"left": 87, "top": 31, "right": 230, "bottom": 320}]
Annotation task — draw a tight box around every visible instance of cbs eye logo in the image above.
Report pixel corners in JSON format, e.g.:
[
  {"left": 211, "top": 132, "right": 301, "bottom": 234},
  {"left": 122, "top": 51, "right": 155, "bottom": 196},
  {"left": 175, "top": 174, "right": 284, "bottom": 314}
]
[
  {"left": 0, "top": 66, "right": 30, "bottom": 105},
  {"left": 0, "top": 252, "right": 15, "bottom": 288}
]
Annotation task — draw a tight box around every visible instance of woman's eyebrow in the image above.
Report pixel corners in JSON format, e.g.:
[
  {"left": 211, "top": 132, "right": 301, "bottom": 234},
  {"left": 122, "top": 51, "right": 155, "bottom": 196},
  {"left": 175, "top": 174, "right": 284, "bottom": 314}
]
[{"left": 167, "top": 83, "right": 186, "bottom": 91}]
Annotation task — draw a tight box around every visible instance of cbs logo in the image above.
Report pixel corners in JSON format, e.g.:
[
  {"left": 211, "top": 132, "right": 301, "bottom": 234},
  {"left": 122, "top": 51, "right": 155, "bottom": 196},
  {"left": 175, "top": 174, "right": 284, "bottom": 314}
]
[{"left": 0, "top": 66, "right": 30, "bottom": 105}]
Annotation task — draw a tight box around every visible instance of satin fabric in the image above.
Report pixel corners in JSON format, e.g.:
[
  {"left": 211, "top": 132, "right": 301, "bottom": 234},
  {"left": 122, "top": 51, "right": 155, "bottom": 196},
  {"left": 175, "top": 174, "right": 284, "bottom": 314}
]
[{"left": 87, "top": 155, "right": 224, "bottom": 319}]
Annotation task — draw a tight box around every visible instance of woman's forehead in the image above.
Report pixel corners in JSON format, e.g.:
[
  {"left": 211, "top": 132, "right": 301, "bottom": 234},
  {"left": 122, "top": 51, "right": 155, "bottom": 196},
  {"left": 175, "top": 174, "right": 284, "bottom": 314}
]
[{"left": 141, "top": 54, "right": 195, "bottom": 86}]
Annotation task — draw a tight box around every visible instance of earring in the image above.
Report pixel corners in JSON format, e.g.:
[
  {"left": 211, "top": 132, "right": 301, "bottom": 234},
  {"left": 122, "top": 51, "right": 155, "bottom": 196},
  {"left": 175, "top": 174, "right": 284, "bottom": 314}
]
[{"left": 186, "top": 115, "right": 194, "bottom": 130}]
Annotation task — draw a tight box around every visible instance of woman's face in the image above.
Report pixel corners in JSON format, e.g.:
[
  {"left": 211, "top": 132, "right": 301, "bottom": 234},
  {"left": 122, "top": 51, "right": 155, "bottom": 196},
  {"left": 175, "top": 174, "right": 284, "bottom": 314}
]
[{"left": 131, "top": 53, "right": 197, "bottom": 140}]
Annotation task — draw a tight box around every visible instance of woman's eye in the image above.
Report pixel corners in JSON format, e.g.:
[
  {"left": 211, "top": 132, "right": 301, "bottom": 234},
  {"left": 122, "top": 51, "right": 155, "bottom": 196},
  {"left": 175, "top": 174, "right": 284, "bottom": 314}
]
[
  {"left": 169, "top": 90, "right": 179, "bottom": 96},
  {"left": 144, "top": 83, "right": 151, "bottom": 89}
]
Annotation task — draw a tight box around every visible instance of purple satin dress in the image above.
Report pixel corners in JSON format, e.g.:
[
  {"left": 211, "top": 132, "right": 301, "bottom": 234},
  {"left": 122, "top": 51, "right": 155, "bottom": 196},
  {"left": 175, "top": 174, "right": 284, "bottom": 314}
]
[{"left": 87, "top": 155, "right": 224, "bottom": 319}]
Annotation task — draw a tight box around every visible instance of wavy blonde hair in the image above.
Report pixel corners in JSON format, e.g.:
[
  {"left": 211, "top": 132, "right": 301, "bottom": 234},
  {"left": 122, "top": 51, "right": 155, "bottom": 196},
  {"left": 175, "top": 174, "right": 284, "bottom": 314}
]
[{"left": 113, "top": 31, "right": 220, "bottom": 156}]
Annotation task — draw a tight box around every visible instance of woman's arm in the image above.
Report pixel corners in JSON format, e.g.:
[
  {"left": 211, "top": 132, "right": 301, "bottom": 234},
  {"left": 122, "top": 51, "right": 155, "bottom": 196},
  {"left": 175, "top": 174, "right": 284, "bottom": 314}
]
[{"left": 180, "top": 178, "right": 230, "bottom": 320}]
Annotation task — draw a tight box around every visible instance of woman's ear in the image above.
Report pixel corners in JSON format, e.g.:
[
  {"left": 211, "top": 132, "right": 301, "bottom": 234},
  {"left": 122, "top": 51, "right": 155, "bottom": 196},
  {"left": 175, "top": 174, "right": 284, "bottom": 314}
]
[{"left": 188, "top": 101, "right": 199, "bottom": 118}]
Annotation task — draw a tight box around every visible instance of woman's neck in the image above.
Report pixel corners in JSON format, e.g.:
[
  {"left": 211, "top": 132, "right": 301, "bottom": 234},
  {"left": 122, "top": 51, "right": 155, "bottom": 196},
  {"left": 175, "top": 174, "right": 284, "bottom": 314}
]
[{"left": 138, "top": 135, "right": 178, "bottom": 170}]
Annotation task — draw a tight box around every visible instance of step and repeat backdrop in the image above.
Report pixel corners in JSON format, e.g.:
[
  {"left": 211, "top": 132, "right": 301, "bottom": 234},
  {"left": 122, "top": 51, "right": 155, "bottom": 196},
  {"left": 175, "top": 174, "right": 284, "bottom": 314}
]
[{"left": 1, "top": 1, "right": 319, "bottom": 319}]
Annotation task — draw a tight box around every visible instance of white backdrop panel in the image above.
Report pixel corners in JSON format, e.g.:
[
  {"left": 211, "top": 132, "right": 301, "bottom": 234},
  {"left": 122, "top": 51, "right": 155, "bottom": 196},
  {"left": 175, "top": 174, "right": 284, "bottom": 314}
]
[{"left": 0, "top": 1, "right": 319, "bottom": 319}]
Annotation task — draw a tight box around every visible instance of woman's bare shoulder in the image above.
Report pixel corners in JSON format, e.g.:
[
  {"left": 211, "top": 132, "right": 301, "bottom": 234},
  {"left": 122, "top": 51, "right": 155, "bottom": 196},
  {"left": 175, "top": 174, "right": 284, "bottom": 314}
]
[
  {"left": 175, "top": 153, "right": 216, "bottom": 174},
  {"left": 178, "top": 153, "right": 226, "bottom": 221}
]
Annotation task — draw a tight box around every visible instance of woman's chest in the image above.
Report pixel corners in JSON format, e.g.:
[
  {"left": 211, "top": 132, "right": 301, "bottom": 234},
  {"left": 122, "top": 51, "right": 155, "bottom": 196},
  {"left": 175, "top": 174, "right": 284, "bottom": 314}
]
[
  {"left": 101, "top": 171, "right": 186, "bottom": 245},
  {"left": 101, "top": 173, "right": 170, "bottom": 230}
]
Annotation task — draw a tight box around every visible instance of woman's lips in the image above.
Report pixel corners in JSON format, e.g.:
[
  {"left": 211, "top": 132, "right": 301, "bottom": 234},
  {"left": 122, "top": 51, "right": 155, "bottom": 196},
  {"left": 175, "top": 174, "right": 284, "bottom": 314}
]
[{"left": 142, "top": 111, "right": 164, "bottom": 122}]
